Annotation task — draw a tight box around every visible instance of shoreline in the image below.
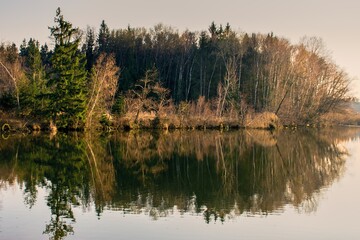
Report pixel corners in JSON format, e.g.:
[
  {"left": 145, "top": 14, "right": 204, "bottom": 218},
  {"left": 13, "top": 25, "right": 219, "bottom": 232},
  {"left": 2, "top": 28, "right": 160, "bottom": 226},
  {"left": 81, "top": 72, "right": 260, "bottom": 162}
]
[{"left": 1, "top": 116, "right": 358, "bottom": 134}]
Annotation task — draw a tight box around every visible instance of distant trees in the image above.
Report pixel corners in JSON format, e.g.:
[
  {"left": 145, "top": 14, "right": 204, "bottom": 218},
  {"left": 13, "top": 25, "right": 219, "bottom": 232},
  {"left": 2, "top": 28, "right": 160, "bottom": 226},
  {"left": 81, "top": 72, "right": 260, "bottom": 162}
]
[
  {"left": 98, "top": 20, "right": 110, "bottom": 53},
  {"left": 83, "top": 27, "right": 96, "bottom": 71}
]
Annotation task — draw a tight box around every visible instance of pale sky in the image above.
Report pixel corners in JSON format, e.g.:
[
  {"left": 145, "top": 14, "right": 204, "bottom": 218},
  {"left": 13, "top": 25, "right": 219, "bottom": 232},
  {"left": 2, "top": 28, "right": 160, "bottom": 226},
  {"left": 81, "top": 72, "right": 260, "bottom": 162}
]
[{"left": 1, "top": 0, "right": 359, "bottom": 97}]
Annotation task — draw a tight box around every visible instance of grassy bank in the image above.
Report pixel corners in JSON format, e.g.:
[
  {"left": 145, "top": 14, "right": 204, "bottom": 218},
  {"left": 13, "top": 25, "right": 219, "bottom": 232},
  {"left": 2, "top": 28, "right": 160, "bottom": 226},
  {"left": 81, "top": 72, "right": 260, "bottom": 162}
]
[
  {"left": 113, "top": 111, "right": 282, "bottom": 131},
  {"left": 2, "top": 107, "right": 360, "bottom": 134}
]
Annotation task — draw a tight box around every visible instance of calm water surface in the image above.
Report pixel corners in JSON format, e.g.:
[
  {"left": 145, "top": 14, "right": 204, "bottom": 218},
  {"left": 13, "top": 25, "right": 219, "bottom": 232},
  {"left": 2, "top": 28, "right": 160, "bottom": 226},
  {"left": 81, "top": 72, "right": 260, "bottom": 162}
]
[{"left": 0, "top": 128, "right": 360, "bottom": 240}]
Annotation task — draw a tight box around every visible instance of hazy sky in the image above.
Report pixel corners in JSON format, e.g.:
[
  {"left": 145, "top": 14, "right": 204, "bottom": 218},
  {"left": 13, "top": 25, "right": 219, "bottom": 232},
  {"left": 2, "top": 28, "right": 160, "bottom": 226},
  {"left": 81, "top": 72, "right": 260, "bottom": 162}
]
[{"left": 1, "top": 0, "right": 359, "bottom": 96}]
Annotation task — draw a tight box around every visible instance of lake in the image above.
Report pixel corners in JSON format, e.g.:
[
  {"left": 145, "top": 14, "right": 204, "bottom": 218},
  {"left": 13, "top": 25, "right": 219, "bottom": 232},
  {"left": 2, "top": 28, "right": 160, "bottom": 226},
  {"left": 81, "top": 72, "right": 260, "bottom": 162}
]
[{"left": 0, "top": 128, "right": 360, "bottom": 240}]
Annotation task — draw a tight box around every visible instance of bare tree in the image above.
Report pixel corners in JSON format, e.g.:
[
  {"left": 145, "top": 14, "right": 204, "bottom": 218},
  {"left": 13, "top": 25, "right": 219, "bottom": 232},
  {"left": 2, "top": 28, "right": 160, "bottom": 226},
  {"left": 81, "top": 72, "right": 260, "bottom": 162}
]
[
  {"left": 126, "top": 68, "right": 171, "bottom": 123},
  {"left": 216, "top": 30, "right": 242, "bottom": 117},
  {"left": 217, "top": 58, "right": 238, "bottom": 117}
]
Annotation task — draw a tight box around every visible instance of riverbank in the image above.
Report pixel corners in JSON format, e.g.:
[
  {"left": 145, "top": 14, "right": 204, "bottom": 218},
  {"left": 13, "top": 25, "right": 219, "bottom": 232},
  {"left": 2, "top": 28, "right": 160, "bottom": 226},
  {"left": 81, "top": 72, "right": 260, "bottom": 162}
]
[
  {"left": 113, "top": 111, "right": 282, "bottom": 131},
  {"left": 2, "top": 109, "right": 360, "bottom": 134},
  {"left": 1, "top": 110, "right": 285, "bottom": 133}
]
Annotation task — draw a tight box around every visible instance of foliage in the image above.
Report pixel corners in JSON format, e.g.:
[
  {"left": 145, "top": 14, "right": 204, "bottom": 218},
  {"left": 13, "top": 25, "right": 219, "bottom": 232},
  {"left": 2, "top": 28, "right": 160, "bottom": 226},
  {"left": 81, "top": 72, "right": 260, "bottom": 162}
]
[
  {"left": 19, "top": 38, "right": 48, "bottom": 117},
  {"left": 47, "top": 8, "right": 88, "bottom": 130}
]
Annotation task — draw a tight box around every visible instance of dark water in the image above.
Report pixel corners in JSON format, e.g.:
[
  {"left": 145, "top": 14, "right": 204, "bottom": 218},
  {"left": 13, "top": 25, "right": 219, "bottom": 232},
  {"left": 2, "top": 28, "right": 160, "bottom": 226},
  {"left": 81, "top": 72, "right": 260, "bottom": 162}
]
[{"left": 0, "top": 128, "right": 360, "bottom": 240}]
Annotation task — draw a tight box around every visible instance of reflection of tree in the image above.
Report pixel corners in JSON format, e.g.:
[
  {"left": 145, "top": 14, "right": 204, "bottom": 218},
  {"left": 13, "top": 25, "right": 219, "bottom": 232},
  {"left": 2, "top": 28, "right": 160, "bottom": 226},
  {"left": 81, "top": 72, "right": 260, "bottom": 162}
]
[
  {"left": 23, "top": 180, "right": 37, "bottom": 209},
  {"left": 39, "top": 134, "right": 88, "bottom": 240},
  {"left": 85, "top": 132, "right": 115, "bottom": 216},
  {"left": 108, "top": 128, "right": 356, "bottom": 221},
  {"left": 0, "top": 127, "right": 359, "bottom": 230},
  {"left": 279, "top": 129, "right": 350, "bottom": 211},
  {"left": 0, "top": 134, "right": 93, "bottom": 239},
  {"left": 43, "top": 185, "right": 75, "bottom": 240}
]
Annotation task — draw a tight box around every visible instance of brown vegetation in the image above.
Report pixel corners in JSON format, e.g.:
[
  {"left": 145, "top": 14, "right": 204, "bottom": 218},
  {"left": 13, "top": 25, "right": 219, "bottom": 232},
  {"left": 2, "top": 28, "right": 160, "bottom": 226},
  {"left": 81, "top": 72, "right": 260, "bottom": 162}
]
[
  {"left": 319, "top": 108, "right": 360, "bottom": 127},
  {"left": 244, "top": 111, "right": 282, "bottom": 129}
]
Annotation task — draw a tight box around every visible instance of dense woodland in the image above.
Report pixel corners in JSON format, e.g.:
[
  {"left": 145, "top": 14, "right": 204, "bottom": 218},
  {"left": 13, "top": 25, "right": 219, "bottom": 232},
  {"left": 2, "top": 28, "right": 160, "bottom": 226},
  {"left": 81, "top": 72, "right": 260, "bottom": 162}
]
[{"left": 0, "top": 8, "right": 354, "bottom": 131}]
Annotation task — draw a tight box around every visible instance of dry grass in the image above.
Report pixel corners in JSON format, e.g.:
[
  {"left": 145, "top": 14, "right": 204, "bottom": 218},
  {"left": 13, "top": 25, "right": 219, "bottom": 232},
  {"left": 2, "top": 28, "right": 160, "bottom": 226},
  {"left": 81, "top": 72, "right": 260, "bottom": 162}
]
[
  {"left": 115, "top": 110, "right": 284, "bottom": 130},
  {"left": 319, "top": 110, "right": 360, "bottom": 126},
  {"left": 115, "top": 97, "right": 285, "bottom": 130},
  {"left": 245, "top": 112, "right": 282, "bottom": 130},
  {"left": 101, "top": 95, "right": 290, "bottom": 130}
]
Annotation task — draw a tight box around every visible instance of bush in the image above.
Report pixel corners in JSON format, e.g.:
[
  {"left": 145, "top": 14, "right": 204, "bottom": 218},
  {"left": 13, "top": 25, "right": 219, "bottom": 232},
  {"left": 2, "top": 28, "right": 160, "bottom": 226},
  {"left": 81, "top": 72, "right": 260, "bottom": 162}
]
[{"left": 245, "top": 112, "right": 282, "bottom": 129}]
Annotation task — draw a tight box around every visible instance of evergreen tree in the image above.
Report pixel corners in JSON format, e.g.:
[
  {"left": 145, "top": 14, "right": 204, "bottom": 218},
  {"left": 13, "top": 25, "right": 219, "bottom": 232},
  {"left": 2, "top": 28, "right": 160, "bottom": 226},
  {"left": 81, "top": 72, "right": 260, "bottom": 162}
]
[
  {"left": 40, "top": 43, "right": 51, "bottom": 67},
  {"left": 47, "top": 8, "right": 88, "bottom": 130},
  {"left": 19, "top": 39, "right": 28, "bottom": 57},
  {"left": 19, "top": 38, "right": 47, "bottom": 116},
  {"left": 82, "top": 27, "right": 95, "bottom": 71},
  {"left": 97, "top": 20, "right": 110, "bottom": 53}
]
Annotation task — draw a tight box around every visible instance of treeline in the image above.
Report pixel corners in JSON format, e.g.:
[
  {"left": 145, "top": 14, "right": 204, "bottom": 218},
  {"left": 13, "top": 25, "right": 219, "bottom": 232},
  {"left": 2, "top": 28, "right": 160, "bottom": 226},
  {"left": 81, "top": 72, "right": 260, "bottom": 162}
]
[{"left": 0, "top": 8, "right": 351, "bottom": 130}]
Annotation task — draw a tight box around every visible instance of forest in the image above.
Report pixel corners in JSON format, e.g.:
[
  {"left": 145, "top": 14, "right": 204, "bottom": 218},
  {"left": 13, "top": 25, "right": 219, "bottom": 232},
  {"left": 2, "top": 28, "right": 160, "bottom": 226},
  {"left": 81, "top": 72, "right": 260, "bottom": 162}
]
[{"left": 0, "top": 8, "right": 356, "bottom": 132}]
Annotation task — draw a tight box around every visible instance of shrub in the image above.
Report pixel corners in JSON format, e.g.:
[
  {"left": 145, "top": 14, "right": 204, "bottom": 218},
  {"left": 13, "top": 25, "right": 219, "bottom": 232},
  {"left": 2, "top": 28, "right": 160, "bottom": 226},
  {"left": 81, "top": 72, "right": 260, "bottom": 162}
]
[{"left": 245, "top": 112, "right": 282, "bottom": 129}]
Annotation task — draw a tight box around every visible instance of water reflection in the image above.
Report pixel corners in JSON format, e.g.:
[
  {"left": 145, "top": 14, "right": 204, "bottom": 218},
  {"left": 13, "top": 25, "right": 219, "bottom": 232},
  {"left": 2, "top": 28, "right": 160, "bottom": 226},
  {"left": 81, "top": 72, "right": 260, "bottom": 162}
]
[{"left": 0, "top": 128, "right": 359, "bottom": 239}]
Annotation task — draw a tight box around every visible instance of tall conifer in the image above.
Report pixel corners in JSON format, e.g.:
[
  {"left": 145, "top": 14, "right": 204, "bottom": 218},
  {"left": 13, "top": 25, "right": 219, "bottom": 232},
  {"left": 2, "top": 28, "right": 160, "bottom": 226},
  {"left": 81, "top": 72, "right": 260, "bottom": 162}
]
[{"left": 47, "top": 8, "right": 87, "bottom": 130}]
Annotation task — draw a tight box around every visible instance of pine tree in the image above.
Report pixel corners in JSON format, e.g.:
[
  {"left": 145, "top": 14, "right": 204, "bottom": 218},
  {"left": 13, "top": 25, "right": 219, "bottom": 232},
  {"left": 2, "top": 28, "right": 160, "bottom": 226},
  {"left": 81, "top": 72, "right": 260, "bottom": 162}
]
[{"left": 47, "top": 8, "right": 88, "bottom": 130}]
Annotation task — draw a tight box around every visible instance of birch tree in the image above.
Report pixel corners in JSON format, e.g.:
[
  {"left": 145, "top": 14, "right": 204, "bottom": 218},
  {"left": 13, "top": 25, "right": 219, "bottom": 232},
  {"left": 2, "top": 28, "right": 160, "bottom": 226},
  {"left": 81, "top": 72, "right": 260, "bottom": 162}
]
[
  {"left": 86, "top": 53, "right": 119, "bottom": 128},
  {"left": 0, "top": 43, "right": 24, "bottom": 109}
]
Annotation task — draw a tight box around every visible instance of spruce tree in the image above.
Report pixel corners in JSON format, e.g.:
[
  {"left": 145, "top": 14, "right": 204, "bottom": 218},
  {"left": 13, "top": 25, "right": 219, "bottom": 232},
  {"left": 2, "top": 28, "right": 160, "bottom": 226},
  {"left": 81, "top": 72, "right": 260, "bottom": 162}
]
[
  {"left": 40, "top": 43, "right": 51, "bottom": 67},
  {"left": 98, "top": 20, "right": 110, "bottom": 53},
  {"left": 47, "top": 8, "right": 87, "bottom": 130},
  {"left": 20, "top": 38, "right": 47, "bottom": 116},
  {"left": 83, "top": 27, "right": 95, "bottom": 71}
]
